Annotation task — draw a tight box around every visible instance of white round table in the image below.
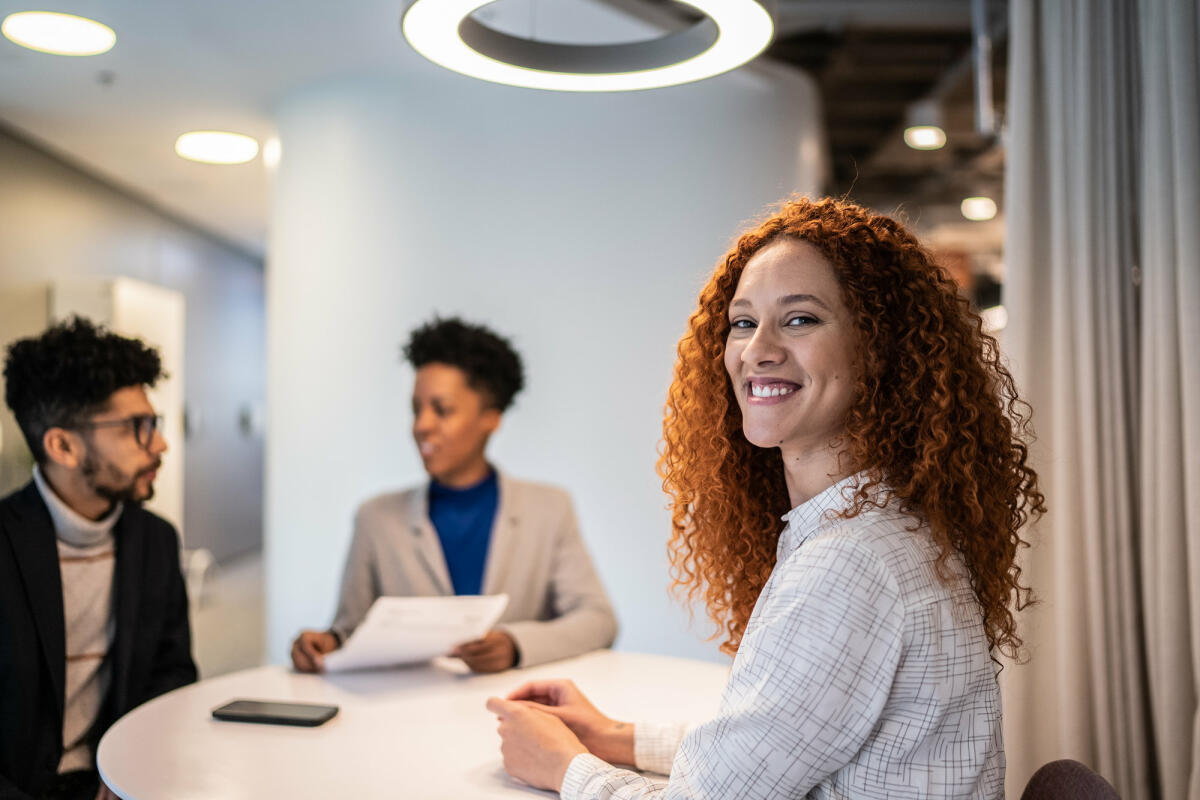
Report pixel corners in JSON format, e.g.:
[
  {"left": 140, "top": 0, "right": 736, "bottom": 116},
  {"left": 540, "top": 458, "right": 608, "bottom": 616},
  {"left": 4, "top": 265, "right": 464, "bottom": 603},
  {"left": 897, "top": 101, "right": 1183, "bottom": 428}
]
[{"left": 97, "top": 650, "right": 729, "bottom": 799}]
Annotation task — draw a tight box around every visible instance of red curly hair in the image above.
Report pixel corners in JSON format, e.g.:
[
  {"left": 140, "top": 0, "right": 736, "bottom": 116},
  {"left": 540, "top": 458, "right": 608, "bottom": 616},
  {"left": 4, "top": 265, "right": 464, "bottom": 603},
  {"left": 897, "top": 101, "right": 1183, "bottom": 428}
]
[{"left": 659, "top": 196, "right": 1045, "bottom": 658}]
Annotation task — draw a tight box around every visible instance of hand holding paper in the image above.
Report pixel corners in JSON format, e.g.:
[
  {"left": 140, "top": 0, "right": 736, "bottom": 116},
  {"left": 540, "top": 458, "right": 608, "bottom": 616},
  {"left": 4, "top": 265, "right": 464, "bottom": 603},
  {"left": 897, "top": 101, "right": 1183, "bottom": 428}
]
[
  {"left": 450, "top": 629, "right": 518, "bottom": 673},
  {"left": 323, "top": 594, "right": 509, "bottom": 673}
]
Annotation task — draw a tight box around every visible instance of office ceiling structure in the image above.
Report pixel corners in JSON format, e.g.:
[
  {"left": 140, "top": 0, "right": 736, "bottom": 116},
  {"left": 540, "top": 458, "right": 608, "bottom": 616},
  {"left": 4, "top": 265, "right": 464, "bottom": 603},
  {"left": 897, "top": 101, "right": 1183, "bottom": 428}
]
[
  {"left": 771, "top": 14, "right": 1008, "bottom": 209},
  {"left": 0, "top": 0, "right": 1007, "bottom": 258}
]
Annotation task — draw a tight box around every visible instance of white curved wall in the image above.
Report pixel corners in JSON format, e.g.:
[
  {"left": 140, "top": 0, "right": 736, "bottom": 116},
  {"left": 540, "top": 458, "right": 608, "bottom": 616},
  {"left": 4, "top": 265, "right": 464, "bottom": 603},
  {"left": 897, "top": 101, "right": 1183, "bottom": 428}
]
[{"left": 265, "top": 65, "right": 825, "bottom": 664}]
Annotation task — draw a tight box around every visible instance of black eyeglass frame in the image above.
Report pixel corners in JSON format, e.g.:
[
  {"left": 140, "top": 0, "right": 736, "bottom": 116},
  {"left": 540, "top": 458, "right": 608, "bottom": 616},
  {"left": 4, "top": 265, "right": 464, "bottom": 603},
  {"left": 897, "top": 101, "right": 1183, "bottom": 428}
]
[{"left": 73, "top": 414, "right": 163, "bottom": 450}]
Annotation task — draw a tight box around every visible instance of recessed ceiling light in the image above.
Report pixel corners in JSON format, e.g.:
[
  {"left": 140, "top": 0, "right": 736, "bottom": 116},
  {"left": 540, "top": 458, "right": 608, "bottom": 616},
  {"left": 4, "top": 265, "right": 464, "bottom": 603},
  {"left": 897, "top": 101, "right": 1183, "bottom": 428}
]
[
  {"left": 961, "top": 196, "right": 998, "bottom": 221},
  {"left": 401, "top": 0, "right": 774, "bottom": 92},
  {"left": 175, "top": 131, "right": 260, "bottom": 165},
  {"left": 2, "top": 11, "right": 115, "bottom": 56},
  {"left": 904, "top": 125, "right": 946, "bottom": 150}
]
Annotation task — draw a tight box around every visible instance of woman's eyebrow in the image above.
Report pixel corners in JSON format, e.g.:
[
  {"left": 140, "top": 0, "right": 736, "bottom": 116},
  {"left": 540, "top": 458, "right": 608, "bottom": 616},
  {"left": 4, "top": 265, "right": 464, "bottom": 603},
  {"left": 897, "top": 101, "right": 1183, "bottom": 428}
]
[
  {"left": 729, "top": 294, "right": 830, "bottom": 310},
  {"left": 779, "top": 293, "right": 829, "bottom": 310}
]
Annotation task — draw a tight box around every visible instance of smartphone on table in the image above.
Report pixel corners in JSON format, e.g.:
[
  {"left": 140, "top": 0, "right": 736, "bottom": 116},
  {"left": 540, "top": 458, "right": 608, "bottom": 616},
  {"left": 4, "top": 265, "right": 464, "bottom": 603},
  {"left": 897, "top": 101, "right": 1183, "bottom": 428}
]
[{"left": 211, "top": 699, "right": 339, "bottom": 727}]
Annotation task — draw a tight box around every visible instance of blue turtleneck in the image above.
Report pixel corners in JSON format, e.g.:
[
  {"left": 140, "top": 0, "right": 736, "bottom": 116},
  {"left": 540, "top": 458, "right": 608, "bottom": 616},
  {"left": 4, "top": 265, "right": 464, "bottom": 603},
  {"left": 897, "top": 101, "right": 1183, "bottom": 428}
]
[{"left": 427, "top": 470, "right": 499, "bottom": 596}]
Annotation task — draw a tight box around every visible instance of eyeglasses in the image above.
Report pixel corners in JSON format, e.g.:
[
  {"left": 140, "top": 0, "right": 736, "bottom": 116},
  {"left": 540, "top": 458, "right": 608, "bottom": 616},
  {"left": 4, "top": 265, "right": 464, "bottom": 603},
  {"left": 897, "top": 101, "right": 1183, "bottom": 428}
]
[{"left": 75, "top": 414, "right": 163, "bottom": 450}]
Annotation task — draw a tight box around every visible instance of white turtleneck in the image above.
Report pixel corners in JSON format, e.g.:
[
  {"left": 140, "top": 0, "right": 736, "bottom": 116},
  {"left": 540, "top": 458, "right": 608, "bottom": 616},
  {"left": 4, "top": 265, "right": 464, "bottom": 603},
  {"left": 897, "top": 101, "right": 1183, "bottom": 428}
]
[{"left": 32, "top": 466, "right": 121, "bottom": 774}]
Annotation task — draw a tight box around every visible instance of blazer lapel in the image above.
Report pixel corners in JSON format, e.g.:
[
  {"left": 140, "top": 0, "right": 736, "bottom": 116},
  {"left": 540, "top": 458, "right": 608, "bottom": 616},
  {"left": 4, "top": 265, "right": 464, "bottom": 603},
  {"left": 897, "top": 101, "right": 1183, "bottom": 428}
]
[
  {"left": 406, "top": 485, "right": 453, "bottom": 595},
  {"left": 5, "top": 482, "right": 66, "bottom": 721},
  {"left": 481, "top": 472, "right": 519, "bottom": 597},
  {"left": 110, "top": 509, "right": 142, "bottom": 712}
]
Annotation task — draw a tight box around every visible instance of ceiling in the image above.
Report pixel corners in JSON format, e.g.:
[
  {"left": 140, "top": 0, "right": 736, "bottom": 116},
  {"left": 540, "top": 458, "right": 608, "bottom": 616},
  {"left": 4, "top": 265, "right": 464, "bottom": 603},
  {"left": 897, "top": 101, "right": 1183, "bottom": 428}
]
[{"left": 0, "top": 0, "right": 1008, "bottom": 261}]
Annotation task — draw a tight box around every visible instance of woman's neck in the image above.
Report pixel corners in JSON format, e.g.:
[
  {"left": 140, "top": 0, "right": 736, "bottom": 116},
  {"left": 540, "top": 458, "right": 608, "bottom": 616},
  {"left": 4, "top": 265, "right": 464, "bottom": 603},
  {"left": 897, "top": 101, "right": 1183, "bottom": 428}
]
[
  {"left": 432, "top": 457, "right": 492, "bottom": 489},
  {"left": 780, "top": 443, "right": 853, "bottom": 508}
]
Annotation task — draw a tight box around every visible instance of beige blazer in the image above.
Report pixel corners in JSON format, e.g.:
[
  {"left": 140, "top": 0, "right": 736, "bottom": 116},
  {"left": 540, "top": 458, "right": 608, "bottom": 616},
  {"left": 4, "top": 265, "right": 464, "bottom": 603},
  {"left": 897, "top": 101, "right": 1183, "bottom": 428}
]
[{"left": 329, "top": 472, "right": 617, "bottom": 667}]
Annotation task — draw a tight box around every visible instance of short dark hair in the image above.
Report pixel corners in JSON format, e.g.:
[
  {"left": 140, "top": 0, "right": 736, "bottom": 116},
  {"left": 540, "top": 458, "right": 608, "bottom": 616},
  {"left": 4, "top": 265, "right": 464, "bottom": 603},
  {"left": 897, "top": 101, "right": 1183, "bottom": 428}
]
[
  {"left": 402, "top": 317, "right": 524, "bottom": 411},
  {"left": 3, "top": 317, "right": 164, "bottom": 463}
]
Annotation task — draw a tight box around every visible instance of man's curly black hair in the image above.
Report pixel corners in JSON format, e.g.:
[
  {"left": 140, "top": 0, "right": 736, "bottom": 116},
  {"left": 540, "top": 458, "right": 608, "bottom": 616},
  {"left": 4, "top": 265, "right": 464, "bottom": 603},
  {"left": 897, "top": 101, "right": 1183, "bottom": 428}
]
[
  {"left": 3, "top": 316, "right": 164, "bottom": 464},
  {"left": 402, "top": 317, "right": 524, "bottom": 412}
]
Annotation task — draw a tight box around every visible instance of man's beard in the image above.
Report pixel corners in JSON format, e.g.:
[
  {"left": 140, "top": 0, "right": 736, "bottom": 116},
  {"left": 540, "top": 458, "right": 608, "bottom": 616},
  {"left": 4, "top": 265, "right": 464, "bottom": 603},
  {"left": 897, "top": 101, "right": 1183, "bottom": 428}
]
[{"left": 81, "top": 451, "right": 161, "bottom": 507}]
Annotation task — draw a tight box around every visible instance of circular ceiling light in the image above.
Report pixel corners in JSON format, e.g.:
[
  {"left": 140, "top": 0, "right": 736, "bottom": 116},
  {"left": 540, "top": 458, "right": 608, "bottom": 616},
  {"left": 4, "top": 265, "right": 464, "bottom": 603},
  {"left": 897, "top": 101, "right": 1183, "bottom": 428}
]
[
  {"left": 2, "top": 11, "right": 115, "bottom": 56},
  {"left": 175, "top": 131, "right": 260, "bottom": 165},
  {"left": 961, "top": 196, "right": 998, "bottom": 221},
  {"left": 402, "top": 0, "right": 774, "bottom": 92},
  {"left": 903, "top": 125, "right": 946, "bottom": 150}
]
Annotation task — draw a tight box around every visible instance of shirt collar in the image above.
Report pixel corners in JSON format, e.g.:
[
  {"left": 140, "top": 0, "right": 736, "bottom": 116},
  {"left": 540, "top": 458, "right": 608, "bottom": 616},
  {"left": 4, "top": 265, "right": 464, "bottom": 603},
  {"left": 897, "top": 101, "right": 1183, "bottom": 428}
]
[
  {"left": 429, "top": 467, "right": 498, "bottom": 498},
  {"left": 777, "top": 472, "right": 868, "bottom": 558},
  {"left": 32, "top": 465, "right": 122, "bottom": 548}
]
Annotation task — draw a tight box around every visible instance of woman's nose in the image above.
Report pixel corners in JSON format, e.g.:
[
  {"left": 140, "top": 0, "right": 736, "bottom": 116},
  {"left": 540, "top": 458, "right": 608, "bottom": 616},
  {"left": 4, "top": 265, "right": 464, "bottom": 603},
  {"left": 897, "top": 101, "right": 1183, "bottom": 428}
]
[
  {"left": 413, "top": 408, "right": 435, "bottom": 432},
  {"left": 741, "top": 326, "right": 785, "bottom": 367}
]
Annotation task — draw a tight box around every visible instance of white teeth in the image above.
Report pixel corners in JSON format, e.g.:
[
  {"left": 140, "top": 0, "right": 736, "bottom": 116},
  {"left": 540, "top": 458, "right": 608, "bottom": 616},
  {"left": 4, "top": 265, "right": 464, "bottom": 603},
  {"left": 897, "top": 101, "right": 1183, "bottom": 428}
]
[{"left": 751, "top": 384, "right": 796, "bottom": 398}]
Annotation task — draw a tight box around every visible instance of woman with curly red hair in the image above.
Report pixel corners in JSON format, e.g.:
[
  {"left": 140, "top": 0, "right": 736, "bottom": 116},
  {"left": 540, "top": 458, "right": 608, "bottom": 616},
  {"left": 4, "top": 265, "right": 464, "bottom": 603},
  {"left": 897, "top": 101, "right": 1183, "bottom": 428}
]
[{"left": 486, "top": 196, "right": 1045, "bottom": 799}]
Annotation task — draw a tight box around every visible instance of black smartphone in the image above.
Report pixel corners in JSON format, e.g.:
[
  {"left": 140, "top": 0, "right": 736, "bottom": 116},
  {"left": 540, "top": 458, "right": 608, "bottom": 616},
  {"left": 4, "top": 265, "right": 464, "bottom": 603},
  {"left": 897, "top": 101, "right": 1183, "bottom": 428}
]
[{"left": 211, "top": 699, "right": 339, "bottom": 727}]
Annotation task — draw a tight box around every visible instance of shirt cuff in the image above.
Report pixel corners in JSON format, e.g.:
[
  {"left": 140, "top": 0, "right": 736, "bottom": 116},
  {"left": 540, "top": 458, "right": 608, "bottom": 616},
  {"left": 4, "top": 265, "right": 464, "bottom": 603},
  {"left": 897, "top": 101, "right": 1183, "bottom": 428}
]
[
  {"left": 561, "top": 753, "right": 613, "bottom": 800},
  {"left": 634, "top": 721, "right": 688, "bottom": 775}
]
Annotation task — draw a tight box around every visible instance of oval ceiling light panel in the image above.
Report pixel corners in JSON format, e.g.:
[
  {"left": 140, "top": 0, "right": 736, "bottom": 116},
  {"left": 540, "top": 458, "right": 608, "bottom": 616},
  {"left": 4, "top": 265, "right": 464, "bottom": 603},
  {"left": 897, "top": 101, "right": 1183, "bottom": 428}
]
[
  {"left": 961, "top": 196, "right": 998, "bottom": 221},
  {"left": 175, "top": 131, "right": 260, "bottom": 165},
  {"left": 903, "top": 125, "right": 946, "bottom": 150},
  {"left": 402, "top": 0, "right": 774, "bottom": 92},
  {"left": 2, "top": 11, "right": 115, "bottom": 56}
]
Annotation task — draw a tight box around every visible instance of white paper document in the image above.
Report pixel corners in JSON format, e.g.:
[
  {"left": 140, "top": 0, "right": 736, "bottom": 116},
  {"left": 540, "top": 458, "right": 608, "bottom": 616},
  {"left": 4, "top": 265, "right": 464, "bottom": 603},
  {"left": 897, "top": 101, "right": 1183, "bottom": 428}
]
[{"left": 323, "top": 594, "right": 509, "bottom": 673}]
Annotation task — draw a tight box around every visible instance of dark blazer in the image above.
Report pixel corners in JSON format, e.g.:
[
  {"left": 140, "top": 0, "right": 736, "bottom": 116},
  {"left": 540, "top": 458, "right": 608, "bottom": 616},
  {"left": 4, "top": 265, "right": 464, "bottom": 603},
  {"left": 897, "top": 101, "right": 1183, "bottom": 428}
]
[{"left": 0, "top": 481, "right": 197, "bottom": 799}]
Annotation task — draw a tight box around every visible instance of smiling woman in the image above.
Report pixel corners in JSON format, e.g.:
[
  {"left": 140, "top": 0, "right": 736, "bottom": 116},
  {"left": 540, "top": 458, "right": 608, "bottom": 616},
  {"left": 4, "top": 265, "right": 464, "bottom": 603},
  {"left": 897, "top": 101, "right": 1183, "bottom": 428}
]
[
  {"left": 486, "top": 196, "right": 1046, "bottom": 799},
  {"left": 723, "top": 239, "right": 860, "bottom": 497},
  {"left": 663, "top": 196, "right": 1044, "bottom": 662}
]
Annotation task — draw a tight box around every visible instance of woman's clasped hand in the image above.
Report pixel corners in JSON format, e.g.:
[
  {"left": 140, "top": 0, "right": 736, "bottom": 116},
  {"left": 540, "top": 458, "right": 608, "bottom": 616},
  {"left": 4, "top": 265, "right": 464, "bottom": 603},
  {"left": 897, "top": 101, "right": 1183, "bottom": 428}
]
[{"left": 487, "top": 680, "right": 632, "bottom": 791}]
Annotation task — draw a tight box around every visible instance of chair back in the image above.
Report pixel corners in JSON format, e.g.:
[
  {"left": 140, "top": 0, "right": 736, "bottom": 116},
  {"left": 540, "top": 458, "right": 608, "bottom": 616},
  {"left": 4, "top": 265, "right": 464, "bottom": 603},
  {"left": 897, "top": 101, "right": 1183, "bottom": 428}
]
[{"left": 1021, "top": 759, "right": 1121, "bottom": 800}]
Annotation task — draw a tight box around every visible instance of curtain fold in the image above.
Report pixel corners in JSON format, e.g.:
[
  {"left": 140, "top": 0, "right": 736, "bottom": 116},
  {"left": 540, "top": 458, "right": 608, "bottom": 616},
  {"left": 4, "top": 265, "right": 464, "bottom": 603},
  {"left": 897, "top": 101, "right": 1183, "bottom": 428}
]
[
  {"left": 1003, "top": 1, "right": 1200, "bottom": 798},
  {"left": 1138, "top": 1, "right": 1200, "bottom": 797},
  {"left": 1002, "top": 0, "right": 1145, "bottom": 796}
]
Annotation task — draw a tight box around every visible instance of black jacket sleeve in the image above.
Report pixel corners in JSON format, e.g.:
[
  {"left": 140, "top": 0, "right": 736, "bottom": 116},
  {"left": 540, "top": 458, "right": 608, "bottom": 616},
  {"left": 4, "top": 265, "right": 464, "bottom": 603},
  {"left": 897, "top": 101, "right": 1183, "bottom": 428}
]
[
  {"left": 145, "top": 536, "right": 198, "bottom": 699},
  {"left": 0, "top": 772, "right": 35, "bottom": 800}
]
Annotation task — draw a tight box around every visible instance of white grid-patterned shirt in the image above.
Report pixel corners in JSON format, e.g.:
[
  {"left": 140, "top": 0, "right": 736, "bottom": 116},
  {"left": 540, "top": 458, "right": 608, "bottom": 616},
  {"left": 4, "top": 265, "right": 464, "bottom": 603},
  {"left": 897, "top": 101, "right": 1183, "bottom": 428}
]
[{"left": 562, "top": 475, "right": 1004, "bottom": 799}]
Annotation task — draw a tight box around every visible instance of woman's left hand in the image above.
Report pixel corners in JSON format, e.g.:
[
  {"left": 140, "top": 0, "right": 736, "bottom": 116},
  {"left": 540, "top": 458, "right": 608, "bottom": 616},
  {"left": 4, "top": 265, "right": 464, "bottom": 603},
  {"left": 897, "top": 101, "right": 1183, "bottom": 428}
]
[{"left": 486, "top": 696, "right": 589, "bottom": 791}]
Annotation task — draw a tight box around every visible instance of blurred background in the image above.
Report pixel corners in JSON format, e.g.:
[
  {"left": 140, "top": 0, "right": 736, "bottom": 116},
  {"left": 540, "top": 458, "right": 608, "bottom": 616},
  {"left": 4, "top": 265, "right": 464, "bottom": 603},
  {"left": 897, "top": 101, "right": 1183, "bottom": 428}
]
[{"left": 1, "top": 1, "right": 1195, "bottom": 797}]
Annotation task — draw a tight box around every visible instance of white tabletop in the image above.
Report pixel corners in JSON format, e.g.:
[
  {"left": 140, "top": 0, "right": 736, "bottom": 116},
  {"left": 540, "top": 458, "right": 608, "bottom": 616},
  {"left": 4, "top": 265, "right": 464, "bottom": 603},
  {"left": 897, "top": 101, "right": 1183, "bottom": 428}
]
[{"left": 97, "top": 650, "right": 729, "bottom": 799}]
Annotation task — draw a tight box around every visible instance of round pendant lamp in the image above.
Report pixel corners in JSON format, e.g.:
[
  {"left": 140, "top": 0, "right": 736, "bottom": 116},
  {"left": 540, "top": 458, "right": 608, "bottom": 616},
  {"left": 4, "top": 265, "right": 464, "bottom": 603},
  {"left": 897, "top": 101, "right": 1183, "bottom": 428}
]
[{"left": 401, "top": 0, "right": 775, "bottom": 92}]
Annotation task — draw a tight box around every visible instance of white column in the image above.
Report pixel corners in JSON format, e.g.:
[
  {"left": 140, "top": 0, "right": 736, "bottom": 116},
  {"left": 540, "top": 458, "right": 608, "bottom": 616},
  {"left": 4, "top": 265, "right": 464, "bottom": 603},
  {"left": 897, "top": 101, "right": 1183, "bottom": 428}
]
[{"left": 266, "top": 66, "right": 825, "bottom": 663}]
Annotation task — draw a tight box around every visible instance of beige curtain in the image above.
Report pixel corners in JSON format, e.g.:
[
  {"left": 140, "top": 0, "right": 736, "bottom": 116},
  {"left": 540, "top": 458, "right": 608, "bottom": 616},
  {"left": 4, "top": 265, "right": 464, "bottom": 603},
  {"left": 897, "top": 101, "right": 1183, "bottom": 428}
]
[
  {"left": 1002, "top": 1, "right": 1200, "bottom": 798},
  {"left": 1138, "top": 1, "right": 1200, "bottom": 797}
]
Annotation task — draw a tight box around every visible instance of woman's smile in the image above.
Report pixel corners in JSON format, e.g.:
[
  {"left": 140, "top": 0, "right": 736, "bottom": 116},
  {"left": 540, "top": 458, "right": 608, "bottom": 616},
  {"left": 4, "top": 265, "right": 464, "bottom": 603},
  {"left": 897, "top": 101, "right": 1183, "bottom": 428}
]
[{"left": 746, "top": 378, "right": 801, "bottom": 403}]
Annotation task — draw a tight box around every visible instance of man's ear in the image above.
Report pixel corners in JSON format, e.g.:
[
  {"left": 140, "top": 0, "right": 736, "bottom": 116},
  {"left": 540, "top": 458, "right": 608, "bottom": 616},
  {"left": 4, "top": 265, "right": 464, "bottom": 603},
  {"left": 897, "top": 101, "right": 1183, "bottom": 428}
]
[{"left": 42, "top": 427, "right": 84, "bottom": 470}]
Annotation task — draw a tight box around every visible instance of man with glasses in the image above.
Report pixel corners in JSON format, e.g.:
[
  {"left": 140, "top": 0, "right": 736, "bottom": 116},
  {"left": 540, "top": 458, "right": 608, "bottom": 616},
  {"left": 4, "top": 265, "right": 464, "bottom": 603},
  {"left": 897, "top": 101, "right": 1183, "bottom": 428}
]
[{"left": 0, "top": 317, "right": 196, "bottom": 800}]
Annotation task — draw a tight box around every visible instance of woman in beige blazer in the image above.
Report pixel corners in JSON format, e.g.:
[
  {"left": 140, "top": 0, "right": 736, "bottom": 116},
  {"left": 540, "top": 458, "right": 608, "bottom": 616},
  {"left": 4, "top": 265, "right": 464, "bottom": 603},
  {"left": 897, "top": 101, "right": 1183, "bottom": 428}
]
[{"left": 291, "top": 318, "right": 617, "bottom": 674}]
